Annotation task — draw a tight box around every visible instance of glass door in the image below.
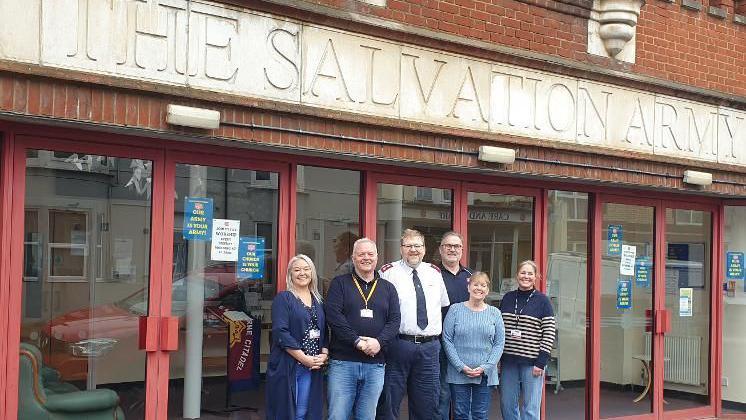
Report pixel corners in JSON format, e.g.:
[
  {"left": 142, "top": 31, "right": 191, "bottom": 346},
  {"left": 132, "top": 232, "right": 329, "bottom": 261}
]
[
  {"left": 598, "top": 199, "right": 657, "bottom": 419},
  {"left": 722, "top": 203, "right": 746, "bottom": 417},
  {"left": 16, "top": 139, "right": 164, "bottom": 420},
  {"left": 662, "top": 205, "right": 714, "bottom": 417},
  {"left": 161, "top": 152, "right": 286, "bottom": 419}
]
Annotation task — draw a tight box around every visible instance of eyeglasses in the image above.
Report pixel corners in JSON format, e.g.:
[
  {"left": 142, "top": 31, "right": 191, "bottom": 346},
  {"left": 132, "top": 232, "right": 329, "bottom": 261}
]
[
  {"left": 401, "top": 244, "right": 424, "bottom": 250},
  {"left": 441, "top": 244, "right": 463, "bottom": 250}
]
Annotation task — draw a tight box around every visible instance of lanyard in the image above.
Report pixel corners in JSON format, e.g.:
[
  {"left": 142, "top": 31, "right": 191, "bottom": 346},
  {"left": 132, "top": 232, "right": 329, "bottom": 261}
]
[
  {"left": 353, "top": 273, "right": 379, "bottom": 309},
  {"left": 513, "top": 289, "right": 535, "bottom": 325}
]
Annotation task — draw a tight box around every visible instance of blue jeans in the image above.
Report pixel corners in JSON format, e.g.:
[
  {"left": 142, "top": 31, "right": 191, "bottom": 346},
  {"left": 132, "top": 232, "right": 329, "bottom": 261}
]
[
  {"left": 328, "top": 359, "right": 386, "bottom": 420},
  {"left": 295, "top": 365, "right": 312, "bottom": 420},
  {"left": 500, "top": 363, "right": 544, "bottom": 420},
  {"left": 450, "top": 377, "right": 492, "bottom": 420}
]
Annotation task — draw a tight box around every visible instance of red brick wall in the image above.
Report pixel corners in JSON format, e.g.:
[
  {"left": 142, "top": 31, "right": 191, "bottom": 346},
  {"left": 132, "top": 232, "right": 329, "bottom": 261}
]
[{"left": 301, "top": 0, "right": 746, "bottom": 96}]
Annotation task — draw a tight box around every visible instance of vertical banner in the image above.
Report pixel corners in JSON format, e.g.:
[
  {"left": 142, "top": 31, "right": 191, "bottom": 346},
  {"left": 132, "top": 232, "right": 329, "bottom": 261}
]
[
  {"left": 726, "top": 251, "right": 744, "bottom": 280},
  {"left": 237, "top": 236, "right": 266, "bottom": 280},
  {"left": 620, "top": 244, "right": 637, "bottom": 276},
  {"left": 183, "top": 197, "right": 213, "bottom": 241},
  {"left": 206, "top": 307, "right": 261, "bottom": 392},
  {"left": 211, "top": 219, "right": 241, "bottom": 261},
  {"left": 679, "top": 288, "right": 693, "bottom": 317},
  {"left": 616, "top": 279, "right": 632, "bottom": 310},
  {"left": 635, "top": 257, "right": 651, "bottom": 287},
  {"left": 608, "top": 225, "right": 623, "bottom": 256}
]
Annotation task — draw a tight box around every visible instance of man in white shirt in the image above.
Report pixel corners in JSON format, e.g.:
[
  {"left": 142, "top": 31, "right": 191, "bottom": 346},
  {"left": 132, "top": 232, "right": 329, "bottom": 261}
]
[{"left": 376, "top": 229, "right": 450, "bottom": 420}]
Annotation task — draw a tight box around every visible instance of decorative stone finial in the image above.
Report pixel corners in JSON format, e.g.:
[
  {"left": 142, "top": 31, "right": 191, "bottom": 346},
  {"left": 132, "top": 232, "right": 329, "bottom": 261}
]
[{"left": 588, "top": 0, "right": 646, "bottom": 62}]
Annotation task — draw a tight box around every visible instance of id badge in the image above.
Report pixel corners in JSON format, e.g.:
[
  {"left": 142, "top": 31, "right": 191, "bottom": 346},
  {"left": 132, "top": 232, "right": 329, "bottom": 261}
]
[
  {"left": 309, "top": 329, "right": 321, "bottom": 339},
  {"left": 360, "top": 309, "right": 374, "bottom": 318},
  {"left": 510, "top": 329, "right": 522, "bottom": 338}
]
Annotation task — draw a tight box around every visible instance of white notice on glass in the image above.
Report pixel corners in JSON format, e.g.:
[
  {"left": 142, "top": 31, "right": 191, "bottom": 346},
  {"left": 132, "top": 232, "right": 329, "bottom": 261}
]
[
  {"left": 620, "top": 244, "right": 636, "bottom": 276},
  {"left": 211, "top": 219, "right": 240, "bottom": 261}
]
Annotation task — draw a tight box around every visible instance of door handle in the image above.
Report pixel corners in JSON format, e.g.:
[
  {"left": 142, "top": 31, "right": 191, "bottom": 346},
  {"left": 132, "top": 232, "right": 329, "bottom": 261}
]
[
  {"left": 655, "top": 309, "right": 671, "bottom": 334},
  {"left": 160, "top": 316, "right": 179, "bottom": 351},
  {"left": 138, "top": 316, "right": 159, "bottom": 352}
]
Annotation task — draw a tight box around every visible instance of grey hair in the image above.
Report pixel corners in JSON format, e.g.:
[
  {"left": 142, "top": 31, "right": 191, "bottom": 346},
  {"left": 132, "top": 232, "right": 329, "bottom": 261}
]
[
  {"left": 440, "top": 231, "right": 463, "bottom": 244},
  {"left": 352, "top": 237, "right": 377, "bottom": 256},
  {"left": 286, "top": 254, "right": 322, "bottom": 302}
]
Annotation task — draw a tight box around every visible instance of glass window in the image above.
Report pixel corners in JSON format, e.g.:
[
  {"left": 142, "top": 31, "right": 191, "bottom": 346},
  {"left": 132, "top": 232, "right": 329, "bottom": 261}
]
[
  {"left": 662, "top": 208, "right": 711, "bottom": 410},
  {"left": 466, "top": 192, "right": 533, "bottom": 304},
  {"left": 600, "top": 203, "right": 654, "bottom": 418},
  {"left": 295, "top": 166, "right": 360, "bottom": 298},
  {"left": 168, "top": 164, "right": 279, "bottom": 418},
  {"left": 376, "top": 184, "right": 452, "bottom": 265},
  {"left": 722, "top": 206, "right": 746, "bottom": 415},
  {"left": 19, "top": 150, "right": 152, "bottom": 419},
  {"left": 546, "top": 191, "right": 588, "bottom": 418}
]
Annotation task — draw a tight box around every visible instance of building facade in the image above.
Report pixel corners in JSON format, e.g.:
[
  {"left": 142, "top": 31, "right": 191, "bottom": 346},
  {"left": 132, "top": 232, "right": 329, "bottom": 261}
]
[{"left": 0, "top": 0, "right": 744, "bottom": 418}]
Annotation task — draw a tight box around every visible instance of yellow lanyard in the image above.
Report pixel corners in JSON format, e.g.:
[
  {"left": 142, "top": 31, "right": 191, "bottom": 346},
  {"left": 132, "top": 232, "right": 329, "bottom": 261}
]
[{"left": 353, "top": 274, "right": 379, "bottom": 309}]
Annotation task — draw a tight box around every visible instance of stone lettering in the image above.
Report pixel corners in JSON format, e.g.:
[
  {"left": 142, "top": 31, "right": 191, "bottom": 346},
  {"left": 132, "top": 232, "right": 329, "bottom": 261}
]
[
  {"left": 491, "top": 71, "right": 541, "bottom": 129},
  {"left": 719, "top": 112, "right": 744, "bottom": 160},
  {"left": 265, "top": 27, "right": 300, "bottom": 91},
  {"left": 448, "top": 66, "right": 488, "bottom": 123},
  {"left": 360, "top": 44, "right": 398, "bottom": 106},
  {"left": 578, "top": 86, "right": 610, "bottom": 141},
  {"left": 305, "top": 38, "right": 354, "bottom": 102},
  {"left": 3, "top": 0, "right": 739, "bottom": 167},
  {"left": 625, "top": 97, "right": 652, "bottom": 147},
  {"left": 657, "top": 102, "right": 684, "bottom": 151},
  {"left": 685, "top": 107, "right": 716, "bottom": 156},
  {"left": 403, "top": 53, "right": 447, "bottom": 105},
  {"left": 547, "top": 83, "right": 575, "bottom": 133}
]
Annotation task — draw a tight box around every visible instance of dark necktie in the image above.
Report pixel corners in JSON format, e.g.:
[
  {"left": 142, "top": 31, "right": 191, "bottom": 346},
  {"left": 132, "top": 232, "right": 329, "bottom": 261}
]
[{"left": 412, "top": 269, "right": 428, "bottom": 330}]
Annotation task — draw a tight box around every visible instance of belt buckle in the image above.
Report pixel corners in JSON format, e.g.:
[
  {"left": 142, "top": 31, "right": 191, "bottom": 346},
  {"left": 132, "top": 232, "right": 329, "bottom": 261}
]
[{"left": 414, "top": 335, "right": 423, "bottom": 344}]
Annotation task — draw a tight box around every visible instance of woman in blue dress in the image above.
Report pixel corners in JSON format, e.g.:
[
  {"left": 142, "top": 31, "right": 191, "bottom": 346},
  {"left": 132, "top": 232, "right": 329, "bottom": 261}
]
[{"left": 267, "top": 254, "right": 328, "bottom": 420}]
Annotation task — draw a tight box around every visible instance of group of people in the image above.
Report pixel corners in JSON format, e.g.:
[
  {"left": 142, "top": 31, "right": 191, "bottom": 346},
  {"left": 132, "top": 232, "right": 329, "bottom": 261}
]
[{"left": 267, "top": 229, "right": 556, "bottom": 420}]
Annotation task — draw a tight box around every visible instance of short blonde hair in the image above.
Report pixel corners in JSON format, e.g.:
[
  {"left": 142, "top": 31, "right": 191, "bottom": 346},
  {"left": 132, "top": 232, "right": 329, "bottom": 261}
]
[
  {"left": 286, "top": 254, "right": 322, "bottom": 302},
  {"left": 468, "top": 271, "right": 491, "bottom": 291}
]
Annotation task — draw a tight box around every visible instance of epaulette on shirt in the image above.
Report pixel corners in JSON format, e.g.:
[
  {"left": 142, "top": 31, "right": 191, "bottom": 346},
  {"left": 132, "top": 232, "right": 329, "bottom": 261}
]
[
  {"left": 429, "top": 263, "right": 441, "bottom": 272},
  {"left": 380, "top": 263, "right": 393, "bottom": 272}
]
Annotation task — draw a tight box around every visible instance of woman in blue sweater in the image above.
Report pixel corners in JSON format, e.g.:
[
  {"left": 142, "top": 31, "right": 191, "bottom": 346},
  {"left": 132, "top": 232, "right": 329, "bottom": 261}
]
[
  {"left": 442, "top": 271, "right": 505, "bottom": 420},
  {"left": 499, "top": 260, "right": 556, "bottom": 420}
]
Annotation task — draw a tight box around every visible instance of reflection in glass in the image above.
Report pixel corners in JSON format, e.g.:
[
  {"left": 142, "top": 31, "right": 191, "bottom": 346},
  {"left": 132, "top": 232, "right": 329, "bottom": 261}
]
[
  {"left": 546, "top": 191, "right": 588, "bottom": 419},
  {"left": 376, "top": 184, "right": 452, "bottom": 265},
  {"left": 19, "top": 150, "right": 151, "bottom": 418},
  {"left": 168, "top": 164, "right": 278, "bottom": 418},
  {"left": 296, "top": 166, "right": 360, "bottom": 298},
  {"left": 723, "top": 206, "right": 746, "bottom": 415},
  {"left": 600, "top": 203, "right": 654, "bottom": 418},
  {"left": 466, "top": 192, "right": 533, "bottom": 303},
  {"left": 663, "top": 208, "right": 711, "bottom": 410}
]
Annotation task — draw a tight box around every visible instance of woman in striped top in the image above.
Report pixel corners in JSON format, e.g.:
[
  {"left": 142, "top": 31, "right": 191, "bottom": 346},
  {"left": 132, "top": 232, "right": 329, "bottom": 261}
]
[
  {"left": 499, "top": 260, "right": 556, "bottom": 420},
  {"left": 442, "top": 271, "right": 505, "bottom": 420}
]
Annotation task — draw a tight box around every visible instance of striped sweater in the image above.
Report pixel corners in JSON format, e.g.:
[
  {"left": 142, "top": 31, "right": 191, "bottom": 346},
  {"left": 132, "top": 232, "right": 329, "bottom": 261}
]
[{"left": 499, "top": 288, "right": 556, "bottom": 369}]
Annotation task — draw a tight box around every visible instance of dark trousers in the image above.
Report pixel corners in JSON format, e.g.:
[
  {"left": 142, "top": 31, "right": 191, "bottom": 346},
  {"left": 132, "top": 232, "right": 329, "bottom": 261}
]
[{"left": 376, "top": 338, "right": 441, "bottom": 420}]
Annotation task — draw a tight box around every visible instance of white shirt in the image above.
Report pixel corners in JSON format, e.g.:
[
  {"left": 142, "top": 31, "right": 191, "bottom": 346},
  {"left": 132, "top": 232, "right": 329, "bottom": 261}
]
[{"left": 379, "top": 259, "right": 450, "bottom": 336}]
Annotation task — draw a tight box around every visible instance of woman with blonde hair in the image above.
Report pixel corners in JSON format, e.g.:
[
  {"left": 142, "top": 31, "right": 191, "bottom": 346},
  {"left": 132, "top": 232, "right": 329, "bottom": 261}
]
[
  {"left": 267, "top": 254, "right": 328, "bottom": 419},
  {"left": 499, "top": 260, "right": 556, "bottom": 420}
]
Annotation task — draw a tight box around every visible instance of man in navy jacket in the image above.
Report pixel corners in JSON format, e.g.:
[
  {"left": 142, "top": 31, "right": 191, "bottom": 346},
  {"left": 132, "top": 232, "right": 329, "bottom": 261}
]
[{"left": 326, "top": 238, "right": 401, "bottom": 420}]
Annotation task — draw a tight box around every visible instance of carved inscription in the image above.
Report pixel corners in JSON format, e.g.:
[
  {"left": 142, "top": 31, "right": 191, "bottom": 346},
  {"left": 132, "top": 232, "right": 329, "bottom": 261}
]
[{"left": 2, "top": 0, "right": 743, "bottom": 166}]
